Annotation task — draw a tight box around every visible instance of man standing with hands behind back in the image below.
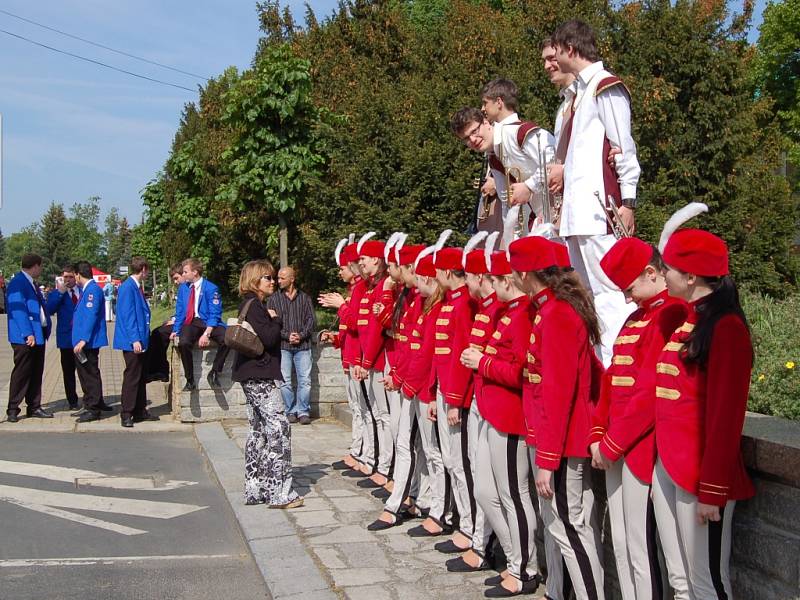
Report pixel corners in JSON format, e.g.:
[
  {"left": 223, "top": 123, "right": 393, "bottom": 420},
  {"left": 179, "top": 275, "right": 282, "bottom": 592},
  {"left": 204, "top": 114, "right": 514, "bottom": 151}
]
[
  {"left": 6, "top": 254, "right": 52, "bottom": 422},
  {"left": 268, "top": 266, "right": 316, "bottom": 424},
  {"left": 114, "top": 257, "right": 153, "bottom": 428}
]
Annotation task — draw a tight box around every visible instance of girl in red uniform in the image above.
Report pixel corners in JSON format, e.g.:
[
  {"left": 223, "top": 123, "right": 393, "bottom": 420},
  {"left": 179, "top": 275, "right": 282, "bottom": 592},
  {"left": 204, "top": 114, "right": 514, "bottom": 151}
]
[
  {"left": 653, "top": 214, "right": 754, "bottom": 600},
  {"left": 588, "top": 237, "right": 689, "bottom": 600},
  {"left": 510, "top": 234, "right": 605, "bottom": 600}
]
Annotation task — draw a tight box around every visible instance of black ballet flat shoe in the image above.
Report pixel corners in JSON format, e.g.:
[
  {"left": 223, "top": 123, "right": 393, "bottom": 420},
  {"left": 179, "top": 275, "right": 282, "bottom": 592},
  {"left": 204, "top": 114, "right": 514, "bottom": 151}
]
[
  {"left": 446, "top": 556, "right": 490, "bottom": 572},
  {"left": 367, "top": 515, "right": 401, "bottom": 531},
  {"left": 371, "top": 488, "right": 391, "bottom": 499},
  {"left": 342, "top": 469, "right": 366, "bottom": 478},
  {"left": 407, "top": 524, "right": 448, "bottom": 538},
  {"left": 484, "top": 575, "right": 540, "bottom": 597},
  {"left": 357, "top": 478, "right": 381, "bottom": 489},
  {"left": 434, "top": 539, "right": 470, "bottom": 554},
  {"left": 484, "top": 575, "right": 504, "bottom": 586},
  {"left": 331, "top": 460, "right": 350, "bottom": 471}
]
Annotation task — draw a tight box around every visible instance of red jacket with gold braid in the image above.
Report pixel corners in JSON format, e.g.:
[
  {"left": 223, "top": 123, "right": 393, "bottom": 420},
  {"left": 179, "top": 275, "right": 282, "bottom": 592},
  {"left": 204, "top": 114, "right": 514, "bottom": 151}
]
[
  {"left": 527, "top": 288, "right": 601, "bottom": 470},
  {"left": 357, "top": 275, "right": 388, "bottom": 372},
  {"left": 588, "top": 290, "right": 688, "bottom": 483},
  {"left": 389, "top": 288, "right": 420, "bottom": 388},
  {"left": 338, "top": 276, "right": 365, "bottom": 369},
  {"left": 476, "top": 296, "right": 531, "bottom": 436},
  {"left": 434, "top": 285, "right": 477, "bottom": 408},
  {"left": 469, "top": 293, "right": 505, "bottom": 406},
  {"left": 401, "top": 301, "right": 442, "bottom": 403},
  {"left": 654, "top": 301, "right": 755, "bottom": 506}
]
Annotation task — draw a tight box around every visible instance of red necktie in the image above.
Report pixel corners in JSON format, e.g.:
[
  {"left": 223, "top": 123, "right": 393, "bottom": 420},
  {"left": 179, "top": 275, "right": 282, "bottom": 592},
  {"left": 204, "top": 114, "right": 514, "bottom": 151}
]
[
  {"left": 71, "top": 289, "right": 78, "bottom": 306},
  {"left": 184, "top": 284, "right": 195, "bottom": 325}
]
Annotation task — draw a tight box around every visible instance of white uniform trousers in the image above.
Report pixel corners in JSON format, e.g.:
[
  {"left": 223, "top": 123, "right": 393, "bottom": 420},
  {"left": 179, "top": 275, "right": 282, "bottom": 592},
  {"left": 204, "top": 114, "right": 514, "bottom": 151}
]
[
  {"left": 652, "top": 458, "right": 732, "bottom": 600},
  {"left": 355, "top": 377, "right": 378, "bottom": 471},
  {"left": 545, "top": 457, "right": 605, "bottom": 600},
  {"left": 385, "top": 362, "right": 403, "bottom": 454},
  {"left": 436, "top": 390, "right": 474, "bottom": 539},
  {"left": 566, "top": 234, "right": 630, "bottom": 366},
  {"left": 606, "top": 461, "right": 664, "bottom": 600},
  {"left": 529, "top": 449, "right": 569, "bottom": 600},
  {"left": 468, "top": 399, "right": 494, "bottom": 555},
  {"left": 383, "top": 394, "right": 422, "bottom": 515},
  {"left": 345, "top": 374, "right": 366, "bottom": 462},
  {"left": 415, "top": 399, "right": 450, "bottom": 524},
  {"left": 475, "top": 422, "right": 538, "bottom": 581},
  {"left": 367, "top": 369, "right": 394, "bottom": 476}
]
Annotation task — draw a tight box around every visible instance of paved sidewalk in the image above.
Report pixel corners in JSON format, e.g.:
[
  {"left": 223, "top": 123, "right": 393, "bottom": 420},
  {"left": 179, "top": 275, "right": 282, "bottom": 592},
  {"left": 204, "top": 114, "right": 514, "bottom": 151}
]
[{"left": 213, "top": 418, "right": 547, "bottom": 600}]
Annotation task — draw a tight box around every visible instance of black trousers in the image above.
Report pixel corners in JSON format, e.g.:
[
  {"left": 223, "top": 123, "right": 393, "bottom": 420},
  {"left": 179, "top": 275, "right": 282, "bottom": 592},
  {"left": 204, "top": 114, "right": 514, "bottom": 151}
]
[
  {"left": 121, "top": 351, "right": 147, "bottom": 418},
  {"left": 145, "top": 323, "right": 172, "bottom": 379},
  {"left": 60, "top": 348, "right": 79, "bottom": 407},
  {"left": 7, "top": 344, "right": 45, "bottom": 416},
  {"left": 178, "top": 318, "right": 230, "bottom": 382},
  {"left": 75, "top": 348, "right": 104, "bottom": 414}
]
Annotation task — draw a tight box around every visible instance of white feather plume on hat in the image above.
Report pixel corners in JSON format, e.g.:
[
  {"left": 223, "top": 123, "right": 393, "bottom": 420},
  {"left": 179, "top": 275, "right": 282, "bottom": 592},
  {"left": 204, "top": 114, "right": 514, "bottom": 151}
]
[
  {"left": 658, "top": 203, "right": 709, "bottom": 253},
  {"left": 432, "top": 229, "right": 453, "bottom": 259},
  {"left": 502, "top": 206, "right": 521, "bottom": 256},
  {"left": 394, "top": 233, "right": 408, "bottom": 264},
  {"left": 414, "top": 245, "right": 436, "bottom": 270},
  {"left": 384, "top": 232, "right": 403, "bottom": 262},
  {"left": 356, "top": 231, "right": 376, "bottom": 253},
  {"left": 462, "top": 231, "right": 489, "bottom": 268},
  {"left": 334, "top": 238, "right": 347, "bottom": 265},
  {"left": 348, "top": 233, "right": 355, "bottom": 245},
  {"left": 484, "top": 231, "right": 499, "bottom": 272}
]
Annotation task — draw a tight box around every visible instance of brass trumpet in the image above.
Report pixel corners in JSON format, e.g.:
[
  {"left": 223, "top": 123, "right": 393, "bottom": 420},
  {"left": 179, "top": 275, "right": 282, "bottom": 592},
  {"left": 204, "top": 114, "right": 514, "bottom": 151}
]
[{"left": 594, "top": 191, "right": 631, "bottom": 239}]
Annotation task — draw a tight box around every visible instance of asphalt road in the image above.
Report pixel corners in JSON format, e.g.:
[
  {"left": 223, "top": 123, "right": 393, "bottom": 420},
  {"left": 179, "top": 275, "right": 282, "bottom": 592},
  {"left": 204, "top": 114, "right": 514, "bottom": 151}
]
[{"left": 0, "top": 432, "right": 269, "bottom": 600}]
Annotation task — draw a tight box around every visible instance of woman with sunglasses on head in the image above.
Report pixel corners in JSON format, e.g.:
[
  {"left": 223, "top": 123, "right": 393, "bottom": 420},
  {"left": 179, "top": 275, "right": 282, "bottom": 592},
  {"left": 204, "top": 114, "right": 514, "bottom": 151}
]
[{"left": 233, "top": 260, "right": 302, "bottom": 509}]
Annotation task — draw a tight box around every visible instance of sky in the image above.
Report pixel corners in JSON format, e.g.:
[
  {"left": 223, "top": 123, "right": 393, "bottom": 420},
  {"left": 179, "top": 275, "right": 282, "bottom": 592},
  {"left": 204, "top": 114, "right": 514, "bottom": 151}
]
[{"left": 0, "top": 0, "right": 769, "bottom": 235}]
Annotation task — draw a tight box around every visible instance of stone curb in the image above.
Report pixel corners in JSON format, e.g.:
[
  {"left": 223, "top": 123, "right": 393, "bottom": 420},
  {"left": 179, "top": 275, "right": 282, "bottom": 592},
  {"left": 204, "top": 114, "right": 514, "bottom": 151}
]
[{"left": 194, "top": 422, "right": 339, "bottom": 600}]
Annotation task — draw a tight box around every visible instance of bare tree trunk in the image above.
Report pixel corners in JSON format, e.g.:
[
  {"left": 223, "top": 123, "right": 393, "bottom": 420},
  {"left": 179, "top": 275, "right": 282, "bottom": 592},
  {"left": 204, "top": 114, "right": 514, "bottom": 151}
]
[{"left": 279, "top": 214, "right": 288, "bottom": 268}]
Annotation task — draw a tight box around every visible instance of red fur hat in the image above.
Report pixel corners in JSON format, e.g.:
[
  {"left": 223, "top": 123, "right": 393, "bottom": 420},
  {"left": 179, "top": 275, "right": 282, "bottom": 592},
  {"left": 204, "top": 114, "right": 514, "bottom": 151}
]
[
  {"left": 359, "top": 240, "right": 385, "bottom": 259},
  {"left": 489, "top": 251, "right": 512, "bottom": 276},
  {"left": 341, "top": 243, "right": 359, "bottom": 266},
  {"left": 398, "top": 244, "right": 426, "bottom": 266},
  {"left": 416, "top": 253, "right": 437, "bottom": 277},
  {"left": 600, "top": 238, "right": 654, "bottom": 290},
  {"left": 663, "top": 229, "right": 729, "bottom": 277},
  {"left": 551, "top": 241, "right": 571, "bottom": 269},
  {"left": 508, "top": 236, "right": 557, "bottom": 272},
  {"left": 464, "top": 250, "right": 489, "bottom": 275},
  {"left": 434, "top": 247, "right": 464, "bottom": 271}
]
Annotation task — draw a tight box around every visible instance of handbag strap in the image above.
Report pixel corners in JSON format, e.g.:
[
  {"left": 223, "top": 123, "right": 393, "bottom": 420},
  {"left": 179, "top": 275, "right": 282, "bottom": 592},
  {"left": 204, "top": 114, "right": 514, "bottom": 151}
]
[{"left": 237, "top": 297, "right": 258, "bottom": 324}]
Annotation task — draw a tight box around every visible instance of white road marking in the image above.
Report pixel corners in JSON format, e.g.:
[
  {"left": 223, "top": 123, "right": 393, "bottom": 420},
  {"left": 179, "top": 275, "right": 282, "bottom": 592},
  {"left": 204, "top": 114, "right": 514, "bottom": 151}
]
[
  {"left": 1, "top": 498, "right": 147, "bottom": 536},
  {"left": 0, "top": 485, "right": 207, "bottom": 519},
  {"left": 0, "top": 554, "right": 244, "bottom": 568},
  {"left": 0, "top": 460, "right": 197, "bottom": 490}
]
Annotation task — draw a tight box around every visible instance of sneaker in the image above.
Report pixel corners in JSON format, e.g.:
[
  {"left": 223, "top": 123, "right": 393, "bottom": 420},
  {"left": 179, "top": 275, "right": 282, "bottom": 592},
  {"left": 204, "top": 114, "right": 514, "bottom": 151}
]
[
  {"left": 299, "top": 415, "right": 311, "bottom": 425},
  {"left": 287, "top": 414, "right": 298, "bottom": 423},
  {"left": 269, "top": 497, "right": 304, "bottom": 509}
]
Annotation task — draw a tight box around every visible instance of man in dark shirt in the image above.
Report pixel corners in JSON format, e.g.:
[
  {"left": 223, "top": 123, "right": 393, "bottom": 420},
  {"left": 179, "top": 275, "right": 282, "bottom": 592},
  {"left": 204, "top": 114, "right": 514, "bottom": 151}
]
[{"left": 267, "top": 266, "right": 316, "bottom": 424}]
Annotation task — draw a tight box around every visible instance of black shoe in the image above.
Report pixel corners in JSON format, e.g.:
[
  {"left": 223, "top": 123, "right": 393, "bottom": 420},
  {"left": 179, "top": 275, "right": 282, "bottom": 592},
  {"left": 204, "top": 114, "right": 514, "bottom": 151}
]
[
  {"left": 357, "top": 478, "right": 381, "bottom": 489},
  {"left": 407, "top": 524, "right": 448, "bottom": 538},
  {"left": 6, "top": 413, "right": 19, "bottom": 423},
  {"left": 372, "top": 488, "right": 391, "bottom": 499},
  {"left": 133, "top": 411, "right": 160, "bottom": 423},
  {"left": 483, "top": 576, "right": 540, "bottom": 598},
  {"left": 207, "top": 371, "right": 221, "bottom": 389},
  {"left": 332, "top": 460, "right": 350, "bottom": 471},
  {"left": 121, "top": 416, "right": 134, "bottom": 428},
  {"left": 182, "top": 381, "right": 197, "bottom": 392},
  {"left": 70, "top": 408, "right": 87, "bottom": 417},
  {"left": 26, "top": 408, "right": 54, "bottom": 419},
  {"left": 98, "top": 403, "right": 114, "bottom": 412},
  {"left": 434, "top": 539, "right": 470, "bottom": 554},
  {"left": 287, "top": 414, "right": 298, "bottom": 423},
  {"left": 446, "top": 556, "right": 490, "bottom": 572},
  {"left": 342, "top": 469, "right": 365, "bottom": 478},
  {"left": 299, "top": 415, "right": 311, "bottom": 425},
  {"left": 367, "top": 515, "right": 401, "bottom": 531},
  {"left": 76, "top": 411, "right": 101, "bottom": 423}
]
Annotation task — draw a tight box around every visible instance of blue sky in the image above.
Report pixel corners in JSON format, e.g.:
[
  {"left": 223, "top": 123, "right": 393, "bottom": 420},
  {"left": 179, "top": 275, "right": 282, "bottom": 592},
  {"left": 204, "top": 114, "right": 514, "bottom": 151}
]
[{"left": 0, "top": 0, "right": 768, "bottom": 235}]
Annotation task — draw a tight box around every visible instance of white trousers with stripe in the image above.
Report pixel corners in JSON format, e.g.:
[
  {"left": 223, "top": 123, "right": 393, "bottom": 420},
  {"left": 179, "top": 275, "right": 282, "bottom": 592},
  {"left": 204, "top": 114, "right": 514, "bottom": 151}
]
[
  {"left": 355, "top": 376, "right": 378, "bottom": 471},
  {"left": 468, "top": 399, "right": 494, "bottom": 555},
  {"left": 383, "top": 393, "right": 422, "bottom": 515},
  {"left": 606, "top": 461, "right": 664, "bottom": 600},
  {"left": 435, "top": 390, "right": 474, "bottom": 539},
  {"left": 566, "top": 234, "right": 630, "bottom": 367},
  {"left": 415, "top": 400, "right": 450, "bottom": 524},
  {"left": 367, "top": 369, "right": 394, "bottom": 476},
  {"left": 652, "top": 458, "right": 733, "bottom": 600},
  {"left": 545, "top": 457, "right": 605, "bottom": 600},
  {"left": 345, "top": 374, "right": 366, "bottom": 461},
  {"left": 475, "top": 422, "right": 538, "bottom": 582}
]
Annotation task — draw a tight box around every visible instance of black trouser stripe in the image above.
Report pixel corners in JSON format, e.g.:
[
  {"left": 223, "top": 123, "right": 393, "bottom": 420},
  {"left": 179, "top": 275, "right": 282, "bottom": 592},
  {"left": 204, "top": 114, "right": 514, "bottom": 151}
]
[
  {"left": 553, "top": 460, "right": 598, "bottom": 600},
  {"left": 562, "top": 557, "right": 574, "bottom": 600},
  {"left": 645, "top": 492, "right": 663, "bottom": 600},
  {"left": 460, "top": 408, "right": 476, "bottom": 537},
  {"left": 708, "top": 505, "right": 728, "bottom": 600},
  {"left": 506, "top": 434, "right": 532, "bottom": 580},
  {"left": 360, "top": 379, "right": 379, "bottom": 474},
  {"left": 433, "top": 416, "right": 451, "bottom": 523},
  {"left": 400, "top": 414, "right": 419, "bottom": 502}
]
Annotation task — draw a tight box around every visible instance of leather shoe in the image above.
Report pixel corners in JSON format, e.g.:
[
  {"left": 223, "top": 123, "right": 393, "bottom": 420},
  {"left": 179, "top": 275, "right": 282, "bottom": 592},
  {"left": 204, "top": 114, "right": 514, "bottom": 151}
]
[
  {"left": 434, "top": 539, "right": 469, "bottom": 554},
  {"left": 182, "top": 381, "right": 197, "bottom": 392},
  {"left": 6, "top": 413, "right": 19, "bottom": 423},
  {"left": 483, "top": 575, "right": 540, "bottom": 597},
  {"left": 357, "top": 478, "right": 381, "bottom": 489},
  {"left": 121, "top": 416, "right": 134, "bottom": 428},
  {"left": 367, "top": 515, "right": 401, "bottom": 531},
  {"left": 133, "top": 411, "right": 159, "bottom": 423},
  {"left": 76, "top": 411, "right": 101, "bottom": 423},
  {"left": 287, "top": 414, "right": 298, "bottom": 423},
  {"left": 407, "top": 524, "right": 449, "bottom": 538},
  {"left": 70, "top": 408, "right": 87, "bottom": 417},
  {"left": 299, "top": 415, "right": 311, "bottom": 425},
  {"left": 26, "top": 408, "right": 53, "bottom": 419},
  {"left": 371, "top": 488, "right": 391, "bottom": 500},
  {"left": 207, "top": 371, "right": 221, "bottom": 389},
  {"left": 98, "top": 403, "right": 114, "bottom": 412},
  {"left": 331, "top": 460, "right": 350, "bottom": 471},
  {"left": 446, "top": 556, "right": 490, "bottom": 572}
]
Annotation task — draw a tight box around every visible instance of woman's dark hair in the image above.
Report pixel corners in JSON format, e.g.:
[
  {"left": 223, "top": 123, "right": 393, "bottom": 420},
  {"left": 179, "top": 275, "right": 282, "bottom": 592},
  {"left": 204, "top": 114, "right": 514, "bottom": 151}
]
[
  {"left": 367, "top": 259, "right": 388, "bottom": 291},
  {"left": 648, "top": 246, "right": 665, "bottom": 272},
  {"left": 535, "top": 267, "right": 601, "bottom": 346},
  {"left": 423, "top": 280, "right": 444, "bottom": 314},
  {"left": 680, "top": 275, "right": 752, "bottom": 367},
  {"left": 392, "top": 286, "right": 411, "bottom": 332}
]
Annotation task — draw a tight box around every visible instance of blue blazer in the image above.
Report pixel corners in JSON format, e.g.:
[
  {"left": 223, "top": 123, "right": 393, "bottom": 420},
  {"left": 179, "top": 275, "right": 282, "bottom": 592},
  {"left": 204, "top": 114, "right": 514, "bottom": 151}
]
[
  {"left": 46, "top": 288, "right": 79, "bottom": 349},
  {"left": 6, "top": 271, "right": 51, "bottom": 345},
  {"left": 72, "top": 280, "right": 108, "bottom": 349},
  {"left": 172, "top": 278, "right": 224, "bottom": 335},
  {"left": 113, "top": 277, "right": 151, "bottom": 351}
]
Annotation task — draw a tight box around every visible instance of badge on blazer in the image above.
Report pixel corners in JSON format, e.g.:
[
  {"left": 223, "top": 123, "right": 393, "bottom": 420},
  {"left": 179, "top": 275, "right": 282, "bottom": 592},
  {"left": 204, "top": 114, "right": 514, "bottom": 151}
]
[
  {"left": 88, "top": 294, "right": 94, "bottom": 300},
  {"left": 86, "top": 302, "right": 93, "bottom": 308}
]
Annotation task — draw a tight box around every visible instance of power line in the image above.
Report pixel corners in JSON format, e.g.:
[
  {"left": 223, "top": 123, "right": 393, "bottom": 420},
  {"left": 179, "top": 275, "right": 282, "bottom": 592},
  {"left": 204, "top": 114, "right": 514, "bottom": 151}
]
[
  {"left": 0, "top": 28, "right": 197, "bottom": 93},
  {"left": 0, "top": 8, "right": 209, "bottom": 81}
]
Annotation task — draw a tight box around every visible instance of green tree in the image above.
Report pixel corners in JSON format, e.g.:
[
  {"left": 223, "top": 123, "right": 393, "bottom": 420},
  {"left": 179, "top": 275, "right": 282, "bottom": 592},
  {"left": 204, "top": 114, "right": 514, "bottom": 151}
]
[
  {"left": 37, "top": 202, "right": 72, "bottom": 280},
  {"left": 1, "top": 225, "right": 39, "bottom": 276},
  {"left": 0, "top": 227, "right": 6, "bottom": 268},
  {"left": 67, "top": 197, "right": 103, "bottom": 266}
]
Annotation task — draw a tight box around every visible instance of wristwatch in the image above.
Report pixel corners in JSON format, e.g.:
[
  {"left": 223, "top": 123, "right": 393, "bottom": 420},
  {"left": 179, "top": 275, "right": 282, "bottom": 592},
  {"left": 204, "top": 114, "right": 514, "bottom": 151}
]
[{"left": 621, "top": 198, "right": 638, "bottom": 209}]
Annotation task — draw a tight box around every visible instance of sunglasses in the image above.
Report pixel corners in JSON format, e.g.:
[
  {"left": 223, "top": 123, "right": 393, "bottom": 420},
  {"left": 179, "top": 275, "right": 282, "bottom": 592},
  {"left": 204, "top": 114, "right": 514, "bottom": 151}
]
[{"left": 261, "top": 275, "right": 274, "bottom": 281}]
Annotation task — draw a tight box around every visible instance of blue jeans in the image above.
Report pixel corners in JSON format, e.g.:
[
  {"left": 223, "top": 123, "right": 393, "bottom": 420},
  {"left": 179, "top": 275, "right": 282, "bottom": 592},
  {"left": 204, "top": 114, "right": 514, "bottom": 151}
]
[{"left": 279, "top": 348, "right": 312, "bottom": 416}]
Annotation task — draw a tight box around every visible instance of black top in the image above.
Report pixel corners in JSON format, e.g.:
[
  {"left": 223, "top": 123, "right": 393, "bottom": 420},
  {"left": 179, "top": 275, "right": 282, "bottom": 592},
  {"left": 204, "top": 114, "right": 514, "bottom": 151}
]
[
  {"left": 266, "top": 288, "right": 316, "bottom": 351},
  {"left": 231, "top": 293, "right": 284, "bottom": 383}
]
